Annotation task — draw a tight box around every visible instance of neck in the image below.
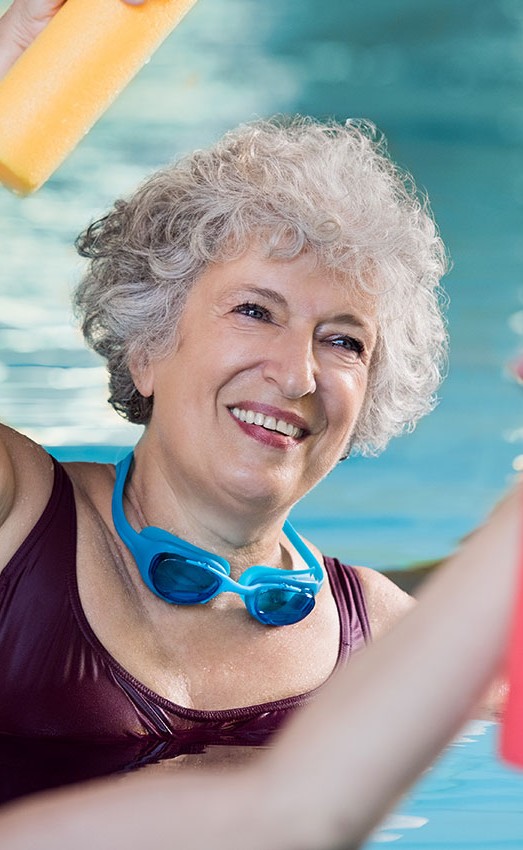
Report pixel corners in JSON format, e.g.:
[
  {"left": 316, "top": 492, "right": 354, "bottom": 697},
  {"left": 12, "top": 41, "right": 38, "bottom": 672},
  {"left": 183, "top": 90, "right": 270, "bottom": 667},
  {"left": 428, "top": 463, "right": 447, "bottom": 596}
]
[{"left": 127, "top": 441, "right": 294, "bottom": 578}]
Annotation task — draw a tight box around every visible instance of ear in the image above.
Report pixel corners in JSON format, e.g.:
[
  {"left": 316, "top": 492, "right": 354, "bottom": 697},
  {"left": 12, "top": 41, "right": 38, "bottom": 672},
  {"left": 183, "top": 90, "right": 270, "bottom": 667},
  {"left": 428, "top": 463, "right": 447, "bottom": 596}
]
[{"left": 129, "top": 356, "right": 154, "bottom": 399}]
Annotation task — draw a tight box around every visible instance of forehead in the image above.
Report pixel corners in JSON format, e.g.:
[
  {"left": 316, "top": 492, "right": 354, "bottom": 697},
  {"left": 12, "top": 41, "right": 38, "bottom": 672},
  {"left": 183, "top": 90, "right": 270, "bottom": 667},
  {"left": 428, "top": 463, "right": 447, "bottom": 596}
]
[{"left": 190, "top": 248, "right": 379, "bottom": 323}]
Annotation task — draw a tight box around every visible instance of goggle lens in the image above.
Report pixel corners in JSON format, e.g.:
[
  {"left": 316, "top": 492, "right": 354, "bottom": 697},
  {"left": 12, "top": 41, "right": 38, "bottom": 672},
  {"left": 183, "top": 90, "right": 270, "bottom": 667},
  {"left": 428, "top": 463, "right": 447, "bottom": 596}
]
[
  {"left": 254, "top": 587, "right": 315, "bottom": 626},
  {"left": 151, "top": 554, "right": 221, "bottom": 604}
]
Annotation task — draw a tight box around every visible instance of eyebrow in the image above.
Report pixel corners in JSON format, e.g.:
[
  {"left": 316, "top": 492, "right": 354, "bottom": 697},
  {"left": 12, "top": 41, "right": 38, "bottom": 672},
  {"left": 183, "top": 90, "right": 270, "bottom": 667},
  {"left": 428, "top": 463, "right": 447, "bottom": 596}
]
[
  {"left": 237, "top": 286, "right": 288, "bottom": 307},
  {"left": 238, "top": 286, "right": 375, "bottom": 335},
  {"left": 328, "top": 312, "right": 375, "bottom": 334}
]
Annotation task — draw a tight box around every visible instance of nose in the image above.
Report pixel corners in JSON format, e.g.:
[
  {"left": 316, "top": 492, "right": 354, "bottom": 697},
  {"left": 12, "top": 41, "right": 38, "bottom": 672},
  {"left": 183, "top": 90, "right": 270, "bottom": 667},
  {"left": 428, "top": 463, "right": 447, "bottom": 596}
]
[{"left": 262, "top": 329, "right": 317, "bottom": 399}]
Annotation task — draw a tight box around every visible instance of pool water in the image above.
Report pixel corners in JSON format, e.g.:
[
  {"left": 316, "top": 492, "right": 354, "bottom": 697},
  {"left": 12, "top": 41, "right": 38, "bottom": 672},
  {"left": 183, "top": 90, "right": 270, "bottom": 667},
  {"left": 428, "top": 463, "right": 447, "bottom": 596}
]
[
  {"left": 2, "top": 0, "right": 523, "bottom": 841},
  {"left": 365, "top": 723, "right": 523, "bottom": 848}
]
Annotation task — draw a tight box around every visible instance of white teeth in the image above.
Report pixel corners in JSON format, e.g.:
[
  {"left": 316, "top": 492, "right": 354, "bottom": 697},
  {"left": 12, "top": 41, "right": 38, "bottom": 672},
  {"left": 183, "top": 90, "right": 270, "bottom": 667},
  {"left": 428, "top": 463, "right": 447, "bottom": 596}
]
[
  {"left": 277, "top": 419, "right": 291, "bottom": 436},
  {"left": 230, "top": 407, "right": 303, "bottom": 439}
]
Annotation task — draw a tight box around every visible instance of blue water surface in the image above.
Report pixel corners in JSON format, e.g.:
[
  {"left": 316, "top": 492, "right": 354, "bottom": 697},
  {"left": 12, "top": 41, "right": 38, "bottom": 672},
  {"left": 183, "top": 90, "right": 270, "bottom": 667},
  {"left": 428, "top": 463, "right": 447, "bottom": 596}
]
[{"left": 364, "top": 723, "right": 523, "bottom": 849}]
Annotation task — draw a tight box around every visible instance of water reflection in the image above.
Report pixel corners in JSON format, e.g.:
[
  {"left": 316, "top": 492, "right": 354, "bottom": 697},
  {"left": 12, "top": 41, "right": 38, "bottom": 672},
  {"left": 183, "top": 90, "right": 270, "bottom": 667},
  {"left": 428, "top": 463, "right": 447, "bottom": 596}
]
[{"left": 0, "top": 733, "right": 269, "bottom": 805}]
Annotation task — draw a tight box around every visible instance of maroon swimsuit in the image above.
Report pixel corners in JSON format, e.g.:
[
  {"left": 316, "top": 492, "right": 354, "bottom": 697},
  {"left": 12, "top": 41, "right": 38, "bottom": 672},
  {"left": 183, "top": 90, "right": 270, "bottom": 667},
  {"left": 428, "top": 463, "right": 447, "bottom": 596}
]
[{"left": 0, "top": 456, "right": 370, "bottom": 802}]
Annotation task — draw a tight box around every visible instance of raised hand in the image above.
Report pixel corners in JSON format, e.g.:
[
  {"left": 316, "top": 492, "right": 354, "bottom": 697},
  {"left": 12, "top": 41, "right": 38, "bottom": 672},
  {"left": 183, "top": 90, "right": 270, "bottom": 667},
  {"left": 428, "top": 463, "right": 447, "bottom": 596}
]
[{"left": 0, "top": 0, "right": 146, "bottom": 77}]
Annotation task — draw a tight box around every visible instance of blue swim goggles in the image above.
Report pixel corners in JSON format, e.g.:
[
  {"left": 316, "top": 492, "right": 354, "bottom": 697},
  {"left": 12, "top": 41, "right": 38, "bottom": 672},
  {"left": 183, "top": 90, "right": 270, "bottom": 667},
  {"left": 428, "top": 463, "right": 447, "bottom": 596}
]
[{"left": 112, "top": 452, "right": 325, "bottom": 627}]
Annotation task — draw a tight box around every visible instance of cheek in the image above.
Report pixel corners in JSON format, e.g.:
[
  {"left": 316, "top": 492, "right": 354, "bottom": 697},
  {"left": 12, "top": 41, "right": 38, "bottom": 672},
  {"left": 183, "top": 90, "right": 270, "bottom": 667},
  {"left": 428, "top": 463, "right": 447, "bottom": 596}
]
[{"left": 327, "top": 370, "right": 369, "bottom": 422}]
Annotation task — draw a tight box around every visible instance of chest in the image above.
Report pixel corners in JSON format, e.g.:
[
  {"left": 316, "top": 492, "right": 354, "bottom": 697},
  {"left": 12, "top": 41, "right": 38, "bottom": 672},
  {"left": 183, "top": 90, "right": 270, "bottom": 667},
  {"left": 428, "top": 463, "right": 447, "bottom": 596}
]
[{"left": 76, "top": 504, "right": 342, "bottom": 712}]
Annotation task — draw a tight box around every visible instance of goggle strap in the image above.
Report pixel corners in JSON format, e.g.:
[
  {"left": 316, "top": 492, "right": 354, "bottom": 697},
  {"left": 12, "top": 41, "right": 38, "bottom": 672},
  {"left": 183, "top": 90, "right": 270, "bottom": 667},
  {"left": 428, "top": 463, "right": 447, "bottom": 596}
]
[
  {"left": 282, "top": 519, "right": 324, "bottom": 586},
  {"left": 113, "top": 451, "right": 325, "bottom": 593}
]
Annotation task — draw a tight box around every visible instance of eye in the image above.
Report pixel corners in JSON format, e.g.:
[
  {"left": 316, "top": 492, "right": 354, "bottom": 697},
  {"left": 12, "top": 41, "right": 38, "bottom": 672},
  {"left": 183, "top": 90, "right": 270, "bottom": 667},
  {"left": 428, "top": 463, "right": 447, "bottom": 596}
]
[
  {"left": 328, "top": 335, "right": 365, "bottom": 359},
  {"left": 233, "top": 302, "right": 272, "bottom": 322}
]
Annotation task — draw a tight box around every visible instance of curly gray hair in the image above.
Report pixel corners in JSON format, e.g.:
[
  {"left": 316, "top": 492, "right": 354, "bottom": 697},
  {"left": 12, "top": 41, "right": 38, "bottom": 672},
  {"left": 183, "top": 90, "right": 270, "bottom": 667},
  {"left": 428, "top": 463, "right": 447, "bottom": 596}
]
[{"left": 74, "top": 115, "right": 448, "bottom": 456}]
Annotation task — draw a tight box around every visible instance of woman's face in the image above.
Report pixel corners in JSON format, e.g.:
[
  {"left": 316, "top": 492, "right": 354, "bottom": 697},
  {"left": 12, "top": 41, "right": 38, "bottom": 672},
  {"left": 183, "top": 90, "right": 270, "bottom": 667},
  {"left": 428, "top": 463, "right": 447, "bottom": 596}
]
[{"left": 137, "top": 247, "right": 377, "bottom": 521}]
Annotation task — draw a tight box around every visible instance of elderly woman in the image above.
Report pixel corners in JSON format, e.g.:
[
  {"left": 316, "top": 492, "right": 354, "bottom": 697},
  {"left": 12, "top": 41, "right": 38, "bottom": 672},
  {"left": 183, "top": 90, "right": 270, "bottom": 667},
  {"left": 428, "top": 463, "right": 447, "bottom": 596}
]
[
  {"left": 1, "top": 0, "right": 448, "bottom": 806},
  {"left": 0, "top": 114, "right": 447, "bottom": 798}
]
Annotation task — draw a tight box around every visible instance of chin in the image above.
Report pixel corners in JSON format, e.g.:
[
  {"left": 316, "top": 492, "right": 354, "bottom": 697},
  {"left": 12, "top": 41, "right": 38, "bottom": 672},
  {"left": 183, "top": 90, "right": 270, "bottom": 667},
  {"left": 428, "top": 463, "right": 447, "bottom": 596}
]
[{"left": 225, "top": 467, "right": 301, "bottom": 508}]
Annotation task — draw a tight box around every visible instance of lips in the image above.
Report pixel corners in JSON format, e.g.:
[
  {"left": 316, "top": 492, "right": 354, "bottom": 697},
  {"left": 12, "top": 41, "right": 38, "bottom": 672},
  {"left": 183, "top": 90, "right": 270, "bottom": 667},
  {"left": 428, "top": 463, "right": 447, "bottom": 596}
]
[{"left": 228, "top": 404, "right": 307, "bottom": 440}]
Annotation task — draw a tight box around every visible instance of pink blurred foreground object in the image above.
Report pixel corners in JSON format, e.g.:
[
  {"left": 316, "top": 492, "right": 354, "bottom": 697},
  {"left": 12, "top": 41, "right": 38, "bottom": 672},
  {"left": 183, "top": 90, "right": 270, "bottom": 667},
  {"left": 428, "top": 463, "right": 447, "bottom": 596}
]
[{"left": 500, "top": 491, "right": 523, "bottom": 767}]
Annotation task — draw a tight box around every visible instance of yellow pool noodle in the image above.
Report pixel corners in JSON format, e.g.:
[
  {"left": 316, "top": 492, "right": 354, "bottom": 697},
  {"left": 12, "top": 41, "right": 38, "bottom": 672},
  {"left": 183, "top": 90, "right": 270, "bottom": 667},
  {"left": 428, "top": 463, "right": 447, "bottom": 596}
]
[{"left": 0, "top": 0, "right": 198, "bottom": 194}]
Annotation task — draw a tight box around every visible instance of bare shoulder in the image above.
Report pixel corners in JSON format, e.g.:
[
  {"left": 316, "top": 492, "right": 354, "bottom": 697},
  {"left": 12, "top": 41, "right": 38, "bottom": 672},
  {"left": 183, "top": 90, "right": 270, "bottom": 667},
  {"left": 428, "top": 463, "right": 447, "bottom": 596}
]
[
  {"left": 63, "top": 458, "right": 116, "bottom": 516},
  {"left": 0, "top": 424, "right": 57, "bottom": 568},
  {"left": 0, "top": 423, "right": 54, "bottom": 521},
  {"left": 0, "top": 428, "right": 16, "bottom": 527},
  {"left": 0, "top": 426, "right": 115, "bottom": 573},
  {"left": 63, "top": 459, "right": 122, "bottom": 569},
  {"left": 353, "top": 565, "right": 415, "bottom": 640}
]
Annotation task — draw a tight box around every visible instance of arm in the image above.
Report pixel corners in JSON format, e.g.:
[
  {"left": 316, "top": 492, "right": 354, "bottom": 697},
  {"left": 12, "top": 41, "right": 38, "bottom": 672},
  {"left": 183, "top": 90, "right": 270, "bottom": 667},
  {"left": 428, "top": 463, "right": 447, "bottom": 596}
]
[
  {"left": 265, "top": 484, "right": 520, "bottom": 849},
  {"left": 0, "top": 484, "right": 519, "bottom": 850},
  {"left": 0, "top": 0, "right": 145, "bottom": 77},
  {"left": 356, "top": 562, "right": 507, "bottom": 720}
]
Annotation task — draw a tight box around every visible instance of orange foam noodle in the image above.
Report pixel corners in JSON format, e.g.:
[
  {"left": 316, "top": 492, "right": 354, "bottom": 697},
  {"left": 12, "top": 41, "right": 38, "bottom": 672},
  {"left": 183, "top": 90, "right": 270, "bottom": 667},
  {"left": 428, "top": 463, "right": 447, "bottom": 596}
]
[
  {"left": 0, "top": 0, "right": 198, "bottom": 195},
  {"left": 500, "top": 489, "right": 523, "bottom": 767}
]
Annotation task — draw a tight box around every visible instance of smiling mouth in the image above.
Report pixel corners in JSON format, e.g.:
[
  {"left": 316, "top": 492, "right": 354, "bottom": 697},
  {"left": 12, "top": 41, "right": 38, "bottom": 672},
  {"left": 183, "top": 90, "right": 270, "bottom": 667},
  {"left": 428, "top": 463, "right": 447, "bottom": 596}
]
[{"left": 230, "top": 407, "right": 305, "bottom": 439}]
